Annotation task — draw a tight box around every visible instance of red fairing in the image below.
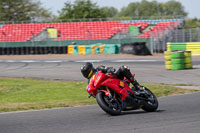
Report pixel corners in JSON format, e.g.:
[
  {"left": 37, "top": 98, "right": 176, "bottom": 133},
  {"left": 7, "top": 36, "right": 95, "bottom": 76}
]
[
  {"left": 87, "top": 72, "right": 109, "bottom": 96},
  {"left": 102, "top": 78, "right": 134, "bottom": 101},
  {"left": 86, "top": 71, "right": 134, "bottom": 101}
]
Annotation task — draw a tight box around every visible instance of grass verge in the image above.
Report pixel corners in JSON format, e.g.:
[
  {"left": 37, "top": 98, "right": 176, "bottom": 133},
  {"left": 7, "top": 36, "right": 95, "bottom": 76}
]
[{"left": 0, "top": 77, "right": 199, "bottom": 112}]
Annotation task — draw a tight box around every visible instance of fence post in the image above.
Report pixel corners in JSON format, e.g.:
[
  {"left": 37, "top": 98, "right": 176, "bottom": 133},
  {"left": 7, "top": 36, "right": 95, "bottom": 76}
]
[
  {"left": 157, "top": 28, "right": 160, "bottom": 53},
  {"left": 189, "top": 28, "right": 192, "bottom": 42},
  {"left": 163, "top": 30, "right": 167, "bottom": 52},
  {"left": 150, "top": 29, "right": 153, "bottom": 54},
  {"left": 198, "top": 27, "right": 200, "bottom": 42},
  {"left": 182, "top": 28, "right": 185, "bottom": 42},
  {"left": 87, "top": 30, "right": 91, "bottom": 45},
  {"left": 2, "top": 32, "right": 6, "bottom": 47},
  {"left": 175, "top": 28, "right": 178, "bottom": 42}
]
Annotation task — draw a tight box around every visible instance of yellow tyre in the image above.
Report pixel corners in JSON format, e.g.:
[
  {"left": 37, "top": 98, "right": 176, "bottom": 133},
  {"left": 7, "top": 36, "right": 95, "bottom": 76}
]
[
  {"left": 165, "top": 55, "right": 171, "bottom": 61},
  {"left": 184, "top": 51, "right": 191, "bottom": 57},
  {"left": 184, "top": 57, "right": 192, "bottom": 64},
  {"left": 165, "top": 60, "right": 171, "bottom": 65},
  {"left": 164, "top": 51, "right": 171, "bottom": 56},
  {"left": 185, "top": 63, "right": 193, "bottom": 69},
  {"left": 165, "top": 65, "right": 171, "bottom": 70}
]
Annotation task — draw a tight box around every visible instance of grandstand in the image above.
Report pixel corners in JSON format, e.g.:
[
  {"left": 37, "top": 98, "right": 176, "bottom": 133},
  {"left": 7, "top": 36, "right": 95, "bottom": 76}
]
[
  {"left": 0, "top": 18, "right": 184, "bottom": 55},
  {"left": 0, "top": 21, "right": 148, "bottom": 42},
  {"left": 0, "top": 19, "right": 183, "bottom": 42}
]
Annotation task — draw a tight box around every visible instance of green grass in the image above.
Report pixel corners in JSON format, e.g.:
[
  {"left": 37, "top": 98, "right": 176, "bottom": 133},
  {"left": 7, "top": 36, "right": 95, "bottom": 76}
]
[{"left": 0, "top": 77, "right": 198, "bottom": 112}]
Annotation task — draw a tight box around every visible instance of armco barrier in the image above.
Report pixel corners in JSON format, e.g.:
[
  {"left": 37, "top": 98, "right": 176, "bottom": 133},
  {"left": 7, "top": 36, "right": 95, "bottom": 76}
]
[{"left": 167, "top": 42, "right": 200, "bottom": 56}]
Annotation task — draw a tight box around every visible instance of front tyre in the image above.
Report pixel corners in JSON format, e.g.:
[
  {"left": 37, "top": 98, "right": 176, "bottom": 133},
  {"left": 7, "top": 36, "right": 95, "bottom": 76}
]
[
  {"left": 96, "top": 92, "right": 121, "bottom": 116},
  {"left": 142, "top": 88, "right": 158, "bottom": 112}
]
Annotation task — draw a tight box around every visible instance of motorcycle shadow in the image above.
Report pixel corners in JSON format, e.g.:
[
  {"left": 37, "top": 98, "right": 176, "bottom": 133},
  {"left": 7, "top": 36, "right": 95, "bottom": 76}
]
[{"left": 121, "top": 109, "right": 165, "bottom": 116}]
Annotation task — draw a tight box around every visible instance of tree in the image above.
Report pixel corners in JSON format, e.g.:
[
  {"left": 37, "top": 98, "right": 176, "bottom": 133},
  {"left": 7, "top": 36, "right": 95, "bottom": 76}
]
[
  {"left": 162, "top": 0, "right": 187, "bottom": 17},
  {"left": 58, "top": 0, "right": 106, "bottom": 20},
  {"left": 117, "top": 0, "right": 187, "bottom": 18},
  {"left": 0, "top": 0, "right": 52, "bottom": 22},
  {"left": 185, "top": 18, "right": 200, "bottom": 28},
  {"left": 117, "top": 2, "right": 139, "bottom": 17},
  {"left": 101, "top": 7, "right": 118, "bottom": 18}
]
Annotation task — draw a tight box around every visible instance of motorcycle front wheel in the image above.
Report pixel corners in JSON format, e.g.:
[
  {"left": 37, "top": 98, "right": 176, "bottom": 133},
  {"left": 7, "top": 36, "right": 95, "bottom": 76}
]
[
  {"left": 96, "top": 92, "right": 121, "bottom": 116},
  {"left": 142, "top": 87, "right": 158, "bottom": 112}
]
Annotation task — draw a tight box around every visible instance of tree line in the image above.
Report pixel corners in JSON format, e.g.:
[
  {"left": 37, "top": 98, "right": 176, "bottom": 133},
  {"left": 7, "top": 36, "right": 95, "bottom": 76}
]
[{"left": 0, "top": 0, "right": 198, "bottom": 27}]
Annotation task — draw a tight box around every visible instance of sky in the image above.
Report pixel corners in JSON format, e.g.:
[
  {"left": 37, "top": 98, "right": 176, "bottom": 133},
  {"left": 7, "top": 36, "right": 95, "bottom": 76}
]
[{"left": 40, "top": 0, "right": 200, "bottom": 18}]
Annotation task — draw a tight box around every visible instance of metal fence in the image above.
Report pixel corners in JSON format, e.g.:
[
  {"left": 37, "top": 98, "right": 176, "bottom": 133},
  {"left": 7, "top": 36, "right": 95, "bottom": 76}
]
[{"left": 150, "top": 27, "right": 200, "bottom": 53}]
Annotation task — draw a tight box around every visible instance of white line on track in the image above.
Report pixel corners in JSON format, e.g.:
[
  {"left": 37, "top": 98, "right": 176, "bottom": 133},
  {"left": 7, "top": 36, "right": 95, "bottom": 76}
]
[
  {"left": 2, "top": 60, "right": 16, "bottom": 62},
  {"left": 75, "top": 60, "right": 103, "bottom": 63},
  {"left": 112, "top": 60, "right": 157, "bottom": 62},
  {"left": 19, "top": 60, "right": 39, "bottom": 63},
  {"left": 44, "top": 60, "right": 65, "bottom": 63}
]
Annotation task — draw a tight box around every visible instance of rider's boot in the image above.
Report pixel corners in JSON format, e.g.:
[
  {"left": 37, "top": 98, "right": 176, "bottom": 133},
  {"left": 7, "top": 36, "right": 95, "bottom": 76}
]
[
  {"left": 118, "top": 65, "right": 145, "bottom": 96},
  {"left": 129, "top": 77, "right": 145, "bottom": 96},
  {"left": 119, "top": 66, "right": 144, "bottom": 92}
]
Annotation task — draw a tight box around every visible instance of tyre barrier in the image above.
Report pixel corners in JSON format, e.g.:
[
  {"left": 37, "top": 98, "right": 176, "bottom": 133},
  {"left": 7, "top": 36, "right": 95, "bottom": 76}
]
[
  {"left": 184, "top": 51, "right": 193, "bottom": 69},
  {"left": 0, "top": 44, "right": 120, "bottom": 55},
  {"left": 171, "top": 51, "right": 185, "bottom": 70},
  {"left": 67, "top": 44, "right": 121, "bottom": 55},
  {"left": 164, "top": 51, "right": 193, "bottom": 70},
  {"left": 167, "top": 42, "right": 200, "bottom": 56},
  {"left": 164, "top": 51, "right": 172, "bottom": 70},
  {"left": 0, "top": 46, "right": 68, "bottom": 55}
]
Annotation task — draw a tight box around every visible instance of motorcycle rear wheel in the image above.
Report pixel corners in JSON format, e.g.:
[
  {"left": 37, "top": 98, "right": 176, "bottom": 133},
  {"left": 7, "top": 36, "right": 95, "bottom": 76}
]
[
  {"left": 142, "top": 88, "right": 158, "bottom": 112},
  {"left": 96, "top": 92, "right": 121, "bottom": 116}
]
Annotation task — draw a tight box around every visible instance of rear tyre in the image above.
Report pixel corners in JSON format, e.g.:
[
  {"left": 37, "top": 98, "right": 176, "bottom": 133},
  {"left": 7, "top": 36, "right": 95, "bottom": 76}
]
[
  {"left": 142, "top": 88, "right": 158, "bottom": 112},
  {"left": 96, "top": 92, "right": 121, "bottom": 115}
]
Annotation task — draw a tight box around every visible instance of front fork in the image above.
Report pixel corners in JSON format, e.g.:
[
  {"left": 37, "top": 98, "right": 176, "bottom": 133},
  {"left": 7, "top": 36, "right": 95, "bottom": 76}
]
[{"left": 101, "top": 88, "right": 122, "bottom": 110}]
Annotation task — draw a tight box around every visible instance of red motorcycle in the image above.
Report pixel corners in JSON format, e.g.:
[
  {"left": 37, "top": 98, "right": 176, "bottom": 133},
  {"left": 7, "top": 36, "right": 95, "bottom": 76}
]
[{"left": 86, "top": 70, "right": 158, "bottom": 115}]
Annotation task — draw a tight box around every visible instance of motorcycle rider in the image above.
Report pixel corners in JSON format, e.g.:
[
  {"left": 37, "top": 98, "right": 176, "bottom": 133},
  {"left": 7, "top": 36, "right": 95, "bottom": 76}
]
[
  {"left": 80, "top": 62, "right": 145, "bottom": 109},
  {"left": 80, "top": 62, "right": 144, "bottom": 95}
]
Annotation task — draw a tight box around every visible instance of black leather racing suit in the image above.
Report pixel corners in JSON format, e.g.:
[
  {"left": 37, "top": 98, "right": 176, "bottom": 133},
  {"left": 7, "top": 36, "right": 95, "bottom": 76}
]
[{"left": 96, "top": 65, "right": 141, "bottom": 90}]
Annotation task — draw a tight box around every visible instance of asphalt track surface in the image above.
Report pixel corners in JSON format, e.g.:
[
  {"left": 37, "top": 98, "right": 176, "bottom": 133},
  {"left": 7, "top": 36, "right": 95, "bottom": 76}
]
[
  {"left": 0, "top": 92, "right": 200, "bottom": 133},
  {"left": 0, "top": 56, "right": 199, "bottom": 85},
  {"left": 0, "top": 55, "right": 200, "bottom": 133}
]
